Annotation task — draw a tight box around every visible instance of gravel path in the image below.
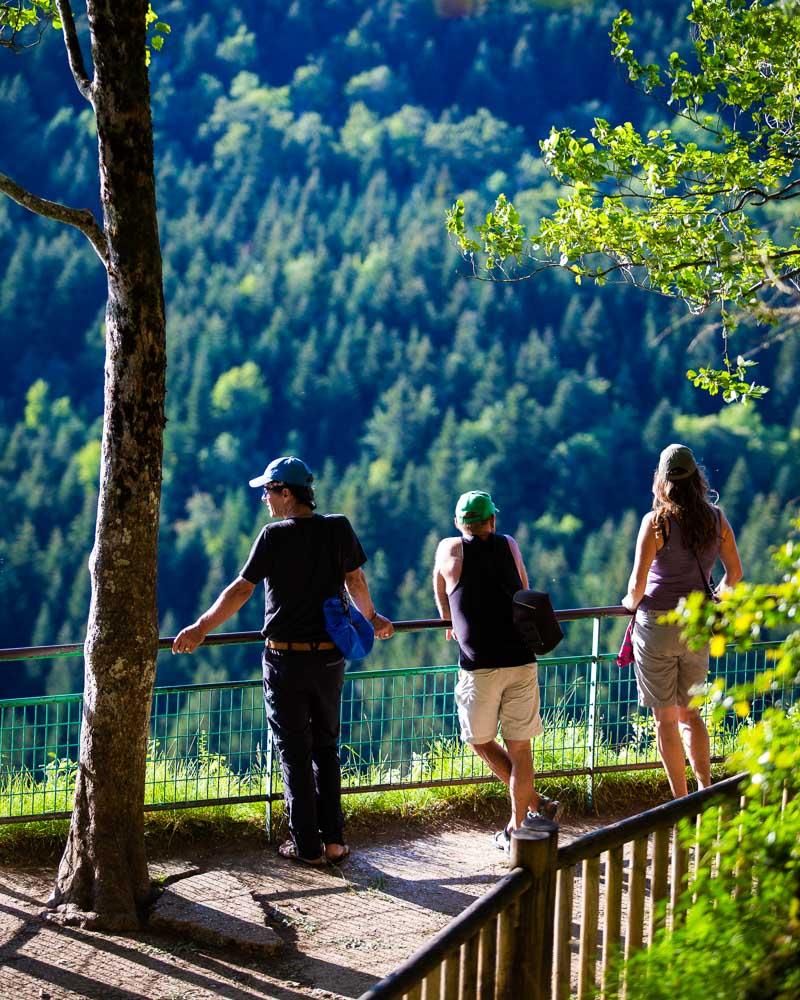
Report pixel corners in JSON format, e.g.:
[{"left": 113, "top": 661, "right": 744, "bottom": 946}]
[{"left": 0, "top": 817, "right": 602, "bottom": 999}]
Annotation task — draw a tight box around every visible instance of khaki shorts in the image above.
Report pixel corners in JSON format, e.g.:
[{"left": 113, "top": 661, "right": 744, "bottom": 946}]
[
  {"left": 632, "top": 611, "right": 709, "bottom": 708},
  {"left": 455, "top": 663, "right": 543, "bottom": 745}
]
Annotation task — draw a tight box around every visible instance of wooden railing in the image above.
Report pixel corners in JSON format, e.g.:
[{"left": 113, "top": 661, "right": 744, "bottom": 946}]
[{"left": 360, "top": 773, "right": 746, "bottom": 1000}]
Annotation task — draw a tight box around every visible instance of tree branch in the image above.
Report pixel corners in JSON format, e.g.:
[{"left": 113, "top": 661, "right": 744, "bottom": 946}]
[
  {"left": 0, "top": 15, "right": 49, "bottom": 52},
  {"left": 747, "top": 265, "right": 800, "bottom": 297},
  {"left": 0, "top": 171, "right": 107, "bottom": 266},
  {"left": 56, "top": 0, "right": 92, "bottom": 101}
]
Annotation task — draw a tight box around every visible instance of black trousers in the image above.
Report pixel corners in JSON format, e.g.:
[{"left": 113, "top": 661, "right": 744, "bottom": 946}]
[{"left": 262, "top": 647, "right": 346, "bottom": 859}]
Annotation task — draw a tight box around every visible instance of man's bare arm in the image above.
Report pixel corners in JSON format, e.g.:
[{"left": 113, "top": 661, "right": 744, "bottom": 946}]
[
  {"left": 506, "top": 535, "right": 529, "bottom": 589},
  {"left": 433, "top": 538, "right": 462, "bottom": 640},
  {"left": 344, "top": 567, "right": 394, "bottom": 639},
  {"left": 433, "top": 566, "right": 451, "bottom": 620},
  {"left": 173, "top": 576, "right": 256, "bottom": 653}
]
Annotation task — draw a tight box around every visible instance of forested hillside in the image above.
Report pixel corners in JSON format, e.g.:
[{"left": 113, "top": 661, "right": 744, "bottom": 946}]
[{"left": 1, "top": 0, "right": 798, "bottom": 697}]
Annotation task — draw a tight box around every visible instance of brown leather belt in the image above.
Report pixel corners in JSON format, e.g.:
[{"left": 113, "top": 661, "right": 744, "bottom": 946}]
[{"left": 265, "top": 639, "right": 337, "bottom": 652}]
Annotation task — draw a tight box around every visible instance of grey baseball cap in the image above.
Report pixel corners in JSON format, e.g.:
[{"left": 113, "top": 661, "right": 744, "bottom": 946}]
[
  {"left": 248, "top": 456, "right": 314, "bottom": 488},
  {"left": 658, "top": 443, "right": 697, "bottom": 481}
]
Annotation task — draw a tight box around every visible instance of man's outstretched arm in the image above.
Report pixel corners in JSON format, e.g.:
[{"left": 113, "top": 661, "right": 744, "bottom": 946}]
[
  {"left": 432, "top": 564, "right": 450, "bottom": 621},
  {"left": 173, "top": 577, "right": 256, "bottom": 653},
  {"left": 344, "top": 568, "right": 394, "bottom": 639},
  {"left": 506, "top": 535, "right": 529, "bottom": 589},
  {"left": 433, "top": 538, "right": 460, "bottom": 640}
]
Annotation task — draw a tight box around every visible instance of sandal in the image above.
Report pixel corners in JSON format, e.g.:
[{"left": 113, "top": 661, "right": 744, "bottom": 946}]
[
  {"left": 325, "top": 844, "right": 351, "bottom": 864},
  {"left": 278, "top": 840, "right": 326, "bottom": 866}
]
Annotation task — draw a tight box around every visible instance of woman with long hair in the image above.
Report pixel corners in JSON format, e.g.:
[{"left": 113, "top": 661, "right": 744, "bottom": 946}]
[{"left": 622, "top": 443, "right": 743, "bottom": 797}]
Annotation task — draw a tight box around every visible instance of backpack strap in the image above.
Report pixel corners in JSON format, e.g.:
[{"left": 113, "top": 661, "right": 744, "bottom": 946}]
[{"left": 693, "top": 508, "right": 720, "bottom": 601}]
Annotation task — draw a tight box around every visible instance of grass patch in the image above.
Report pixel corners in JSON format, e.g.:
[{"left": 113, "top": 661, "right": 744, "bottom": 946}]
[
  {"left": 0, "top": 711, "right": 743, "bottom": 862},
  {"left": 0, "top": 761, "right": 733, "bottom": 867}
]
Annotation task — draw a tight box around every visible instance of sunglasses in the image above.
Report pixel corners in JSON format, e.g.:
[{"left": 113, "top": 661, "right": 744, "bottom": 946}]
[{"left": 261, "top": 483, "right": 285, "bottom": 499}]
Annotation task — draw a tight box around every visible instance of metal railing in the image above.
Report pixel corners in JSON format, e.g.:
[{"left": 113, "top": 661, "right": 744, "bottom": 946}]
[
  {"left": 359, "top": 773, "right": 748, "bottom": 999},
  {"left": 0, "top": 609, "right": 789, "bottom": 826}
]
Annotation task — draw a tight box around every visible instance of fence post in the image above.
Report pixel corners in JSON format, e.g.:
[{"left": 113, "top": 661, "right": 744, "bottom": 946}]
[
  {"left": 495, "top": 898, "right": 521, "bottom": 999},
  {"left": 587, "top": 616, "right": 601, "bottom": 809},
  {"left": 265, "top": 726, "right": 275, "bottom": 841},
  {"left": 509, "top": 818, "right": 559, "bottom": 999}
]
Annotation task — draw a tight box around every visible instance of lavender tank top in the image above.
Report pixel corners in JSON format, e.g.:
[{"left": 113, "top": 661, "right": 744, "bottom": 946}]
[{"left": 639, "top": 509, "right": 721, "bottom": 612}]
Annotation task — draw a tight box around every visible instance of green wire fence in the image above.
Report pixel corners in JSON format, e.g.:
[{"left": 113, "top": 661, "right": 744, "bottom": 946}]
[{"left": 0, "top": 610, "right": 791, "bottom": 828}]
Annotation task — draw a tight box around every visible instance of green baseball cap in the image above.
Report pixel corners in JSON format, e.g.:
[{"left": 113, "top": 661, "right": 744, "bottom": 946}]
[
  {"left": 658, "top": 443, "right": 697, "bottom": 481},
  {"left": 455, "top": 491, "right": 499, "bottom": 523}
]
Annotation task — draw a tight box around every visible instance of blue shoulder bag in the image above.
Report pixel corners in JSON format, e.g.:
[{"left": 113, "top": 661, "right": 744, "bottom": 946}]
[
  {"left": 322, "top": 592, "right": 374, "bottom": 660},
  {"left": 321, "top": 517, "right": 375, "bottom": 660}
]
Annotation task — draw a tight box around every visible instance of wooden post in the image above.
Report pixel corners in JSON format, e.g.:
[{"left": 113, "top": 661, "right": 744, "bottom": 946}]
[
  {"left": 670, "top": 824, "right": 689, "bottom": 928},
  {"left": 587, "top": 616, "right": 601, "bottom": 807},
  {"left": 422, "top": 968, "right": 442, "bottom": 1000},
  {"left": 509, "top": 819, "right": 559, "bottom": 999},
  {"left": 649, "top": 827, "right": 670, "bottom": 941},
  {"left": 731, "top": 796, "right": 746, "bottom": 900},
  {"left": 714, "top": 800, "right": 734, "bottom": 882},
  {"left": 442, "top": 954, "right": 459, "bottom": 1000},
  {"left": 495, "top": 898, "right": 520, "bottom": 1000},
  {"left": 477, "top": 919, "right": 497, "bottom": 1000},
  {"left": 625, "top": 836, "right": 648, "bottom": 960},
  {"left": 690, "top": 812, "right": 703, "bottom": 903},
  {"left": 602, "top": 845, "right": 624, "bottom": 996},
  {"left": 459, "top": 934, "right": 479, "bottom": 999},
  {"left": 577, "top": 855, "right": 600, "bottom": 999},
  {"left": 552, "top": 866, "right": 574, "bottom": 1000},
  {"left": 265, "top": 728, "right": 275, "bottom": 841}
]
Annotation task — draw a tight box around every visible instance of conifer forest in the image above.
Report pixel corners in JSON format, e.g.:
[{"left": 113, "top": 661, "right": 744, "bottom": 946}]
[{"left": 1, "top": 0, "right": 798, "bottom": 697}]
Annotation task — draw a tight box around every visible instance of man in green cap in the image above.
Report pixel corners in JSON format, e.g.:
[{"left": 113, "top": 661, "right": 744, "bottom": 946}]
[{"left": 432, "top": 491, "right": 557, "bottom": 852}]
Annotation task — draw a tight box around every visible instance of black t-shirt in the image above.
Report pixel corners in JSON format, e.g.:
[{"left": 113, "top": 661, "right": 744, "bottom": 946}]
[
  {"left": 240, "top": 514, "right": 367, "bottom": 642},
  {"left": 449, "top": 533, "right": 531, "bottom": 670}
]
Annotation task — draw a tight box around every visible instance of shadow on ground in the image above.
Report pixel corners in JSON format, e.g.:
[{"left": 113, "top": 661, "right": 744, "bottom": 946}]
[{"left": 0, "top": 816, "right": 603, "bottom": 999}]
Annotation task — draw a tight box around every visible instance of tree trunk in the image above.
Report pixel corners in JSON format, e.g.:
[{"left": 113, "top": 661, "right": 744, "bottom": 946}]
[{"left": 46, "top": 0, "right": 166, "bottom": 930}]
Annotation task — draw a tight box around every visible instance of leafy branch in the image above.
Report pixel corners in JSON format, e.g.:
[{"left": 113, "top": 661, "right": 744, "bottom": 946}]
[
  {"left": 686, "top": 356, "right": 769, "bottom": 404},
  {"left": 447, "top": 0, "right": 800, "bottom": 401},
  {"left": 0, "top": 0, "right": 59, "bottom": 49},
  {"left": 1, "top": 1, "right": 170, "bottom": 66}
]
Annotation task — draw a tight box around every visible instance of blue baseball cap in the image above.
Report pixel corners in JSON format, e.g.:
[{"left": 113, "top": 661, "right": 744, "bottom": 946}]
[{"left": 248, "top": 456, "right": 314, "bottom": 488}]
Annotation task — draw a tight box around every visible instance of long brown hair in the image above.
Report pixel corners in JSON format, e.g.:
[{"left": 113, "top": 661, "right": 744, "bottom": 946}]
[{"left": 652, "top": 466, "right": 718, "bottom": 553}]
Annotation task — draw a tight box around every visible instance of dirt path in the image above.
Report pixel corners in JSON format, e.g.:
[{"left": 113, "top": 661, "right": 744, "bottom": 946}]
[{"left": 0, "top": 817, "right": 601, "bottom": 999}]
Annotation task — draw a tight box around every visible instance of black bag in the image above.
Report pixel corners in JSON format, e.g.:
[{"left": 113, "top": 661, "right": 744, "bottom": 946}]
[{"left": 512, "top": 589, "right": 564, "bottom": 655}]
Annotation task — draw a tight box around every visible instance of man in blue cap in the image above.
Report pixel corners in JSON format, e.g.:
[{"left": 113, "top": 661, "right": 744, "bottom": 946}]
[
  {"left": 174, "top": 456, "right": 393, "bottom": 865},
  {"left": 432, "top": 491, "right": 557, "bottom": 853}
]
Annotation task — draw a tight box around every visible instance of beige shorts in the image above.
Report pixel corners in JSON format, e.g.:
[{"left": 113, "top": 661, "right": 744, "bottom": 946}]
[
  {"left": 632, "top": 611, "right": 709, "bottom": 708},
  {"left": 455, "top": 663, "right": 543, "bottom": 745}
]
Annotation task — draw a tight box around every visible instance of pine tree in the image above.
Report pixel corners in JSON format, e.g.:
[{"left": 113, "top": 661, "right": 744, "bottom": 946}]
[{"left": 721, "top": 457, "right": 754, "bottom": 528}]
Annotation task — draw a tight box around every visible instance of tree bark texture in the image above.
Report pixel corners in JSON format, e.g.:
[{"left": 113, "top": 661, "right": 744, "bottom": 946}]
[{"left": 46, "top": 0, "right": 166, "bottom": 930}]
